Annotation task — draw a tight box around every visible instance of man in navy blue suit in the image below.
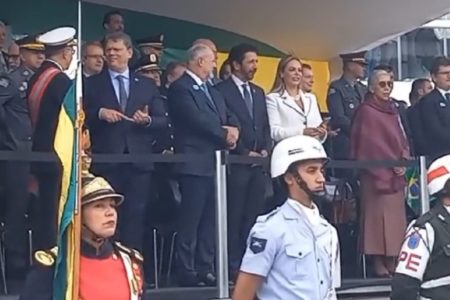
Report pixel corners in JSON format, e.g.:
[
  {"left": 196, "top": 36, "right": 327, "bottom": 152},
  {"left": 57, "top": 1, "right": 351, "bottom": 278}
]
[
  {"left": 168, "top": 43, "right": 239, "bottom": 287},
  {"left": 216, "top": 44, "right": 272, "bottom": 281},
  {"left": 84, "top": 31, "right": 167, "bottom": 253}
]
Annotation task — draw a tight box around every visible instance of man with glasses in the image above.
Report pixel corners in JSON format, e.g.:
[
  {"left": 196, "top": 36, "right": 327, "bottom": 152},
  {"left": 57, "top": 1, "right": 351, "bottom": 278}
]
[
  {"left": 420, "top": 56, "right": 450, "bottom": 160},
  {"left": 82, "top": 41, "right": 104, "bottom": 79},
  {"left": 27, "top": 27, "right": 76, "bottom": 251}
]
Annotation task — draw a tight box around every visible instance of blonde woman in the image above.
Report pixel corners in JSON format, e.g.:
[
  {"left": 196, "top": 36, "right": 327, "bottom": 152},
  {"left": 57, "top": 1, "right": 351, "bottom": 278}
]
[{"left": 266, "top": 56, "right": 327, "bottom": 143}]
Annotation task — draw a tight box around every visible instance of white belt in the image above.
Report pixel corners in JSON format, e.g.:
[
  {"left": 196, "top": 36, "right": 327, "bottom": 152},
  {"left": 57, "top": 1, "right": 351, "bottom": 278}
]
[{"left": 421, "top": 275, "right": 450, "bottom": 289}]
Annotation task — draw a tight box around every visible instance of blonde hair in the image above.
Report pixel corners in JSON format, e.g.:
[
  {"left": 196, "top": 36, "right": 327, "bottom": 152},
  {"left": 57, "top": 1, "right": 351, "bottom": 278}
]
[{"left": 270, "top": 55, "right": 302, "bottom": 94}]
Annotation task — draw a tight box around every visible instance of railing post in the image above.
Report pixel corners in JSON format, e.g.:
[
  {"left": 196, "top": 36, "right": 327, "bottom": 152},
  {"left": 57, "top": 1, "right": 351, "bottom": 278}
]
[
  {"left": 213, "top": 150, "right": 231, "bottom": 300},
  {"left": 419, "top": 156, "right": 430, "bottom": 214}
]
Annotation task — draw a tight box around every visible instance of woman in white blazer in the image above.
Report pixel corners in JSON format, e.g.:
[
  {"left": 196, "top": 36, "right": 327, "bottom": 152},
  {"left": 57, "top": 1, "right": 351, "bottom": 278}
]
[{"left": 266, "top": 55, "right": 326, "bottom": 143}]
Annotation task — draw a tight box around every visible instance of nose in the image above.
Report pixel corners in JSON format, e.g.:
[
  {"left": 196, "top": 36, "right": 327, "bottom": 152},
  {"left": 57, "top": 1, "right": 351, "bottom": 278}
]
[{"left": 316, "top": 172, "right": 325, "bottom": 184}]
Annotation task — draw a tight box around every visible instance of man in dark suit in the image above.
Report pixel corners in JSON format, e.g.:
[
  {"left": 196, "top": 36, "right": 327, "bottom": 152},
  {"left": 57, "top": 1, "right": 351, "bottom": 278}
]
[
  {"left": 420, "top": 56, "right": 450, "bottom": 160},
  {"left": 168, "top": 43, "right": 239, "bottom": 286},
  {"left": 84, "top": 31, "right": 167, "bottom": 252},
  {"left": 215, "top": 43, "right": 271, "bottom": 280},
  {"left": 27, "top": 27, "right": 76, "bottom": 251},
  {"left": 407, "top": 78, "right": 433, "bottom": 156},
  {"left": 0, "top": 35, "right": 45, "bottom": 274}
]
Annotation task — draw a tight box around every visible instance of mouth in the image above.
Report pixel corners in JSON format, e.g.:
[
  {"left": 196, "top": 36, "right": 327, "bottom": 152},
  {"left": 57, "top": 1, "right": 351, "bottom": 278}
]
[{"left": 103, "top": 220, "right": 116, "bottom": 228}]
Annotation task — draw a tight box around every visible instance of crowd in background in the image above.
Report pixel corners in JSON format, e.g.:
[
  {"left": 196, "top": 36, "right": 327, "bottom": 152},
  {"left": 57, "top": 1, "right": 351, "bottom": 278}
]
[{"left": 0, "top": 7, "right": 449, "bottom": 291}]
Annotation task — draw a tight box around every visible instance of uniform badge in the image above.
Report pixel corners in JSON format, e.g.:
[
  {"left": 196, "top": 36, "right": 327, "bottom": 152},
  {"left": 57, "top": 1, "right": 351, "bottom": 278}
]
[
  {"left": 0, "top": 78, "right": 9, "bottom": 88},
  {"left": 407, "top": 232, "right": 421, "bottom": 249},
  {"left": 349, "top": 103, "right": 355, "bottom": 109},
  {"left": 328, "top": 88, "right": 336, "bottom": 95},
  {"left": 249, "top": 237, "right": 267, "bottom": 254}
]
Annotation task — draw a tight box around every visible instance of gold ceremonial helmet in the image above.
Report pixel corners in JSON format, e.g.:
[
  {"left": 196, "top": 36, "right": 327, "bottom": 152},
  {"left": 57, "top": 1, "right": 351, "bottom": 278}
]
[{"left": 81, "top": 175, "right": 124, "bottom": 207}]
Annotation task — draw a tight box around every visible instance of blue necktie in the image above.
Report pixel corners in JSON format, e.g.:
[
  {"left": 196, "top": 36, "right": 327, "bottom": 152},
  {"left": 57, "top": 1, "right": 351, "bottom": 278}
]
[
  {"left": 116, "top": 75, "right": 128, "bottom": 112},
  {"left": 242, "top": 83, "right": 253, "bottom": 118},
  {"left": 200, "top": 83, "right": 216, "bottom": 110}
]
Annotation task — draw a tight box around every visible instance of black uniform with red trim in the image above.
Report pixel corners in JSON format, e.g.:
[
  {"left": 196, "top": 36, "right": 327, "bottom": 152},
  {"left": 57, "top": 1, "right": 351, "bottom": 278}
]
[
  {"left": 27, "top": 59, "right": 72, "bottom": 251},
  {"left": 391, "top": 201, "right": 450, "bottom": 300},
  {"left": 20, "top": 240, "right": 146, "bottom": 300}
]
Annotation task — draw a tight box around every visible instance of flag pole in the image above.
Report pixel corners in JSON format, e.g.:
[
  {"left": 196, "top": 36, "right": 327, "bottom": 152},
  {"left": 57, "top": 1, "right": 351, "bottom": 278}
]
[{"left": 72, "top": 0, "right": 83, "bottom": 298}]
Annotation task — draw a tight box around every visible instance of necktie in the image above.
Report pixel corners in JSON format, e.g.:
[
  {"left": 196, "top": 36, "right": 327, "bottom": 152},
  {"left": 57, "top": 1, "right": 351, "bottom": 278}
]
[
  {"left": 116, "top": 75, "right": 128, "bottom": 112},
  {"left": 242, "top": 83, "right": 253, "bottom": 118},
  {"left": 200, "top": 83, "right": 216, "bottom": 110},
  {"left": 445, "top": 93, "right": 450, "bottom": 102}
]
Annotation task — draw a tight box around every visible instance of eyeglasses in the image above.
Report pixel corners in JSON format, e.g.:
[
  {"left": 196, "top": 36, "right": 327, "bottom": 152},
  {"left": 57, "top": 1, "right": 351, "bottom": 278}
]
[{"left": 378, "top": 81, "right": 394, "bottom": 89}]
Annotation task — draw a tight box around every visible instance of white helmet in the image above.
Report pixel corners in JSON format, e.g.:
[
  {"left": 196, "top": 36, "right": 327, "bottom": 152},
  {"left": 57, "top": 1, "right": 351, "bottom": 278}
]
[
  {"left": 427, "top": 155, "right": 450, "bottom": 196},
  {"left": 271, "top": 135, "right": 328, "bottom": 178}
]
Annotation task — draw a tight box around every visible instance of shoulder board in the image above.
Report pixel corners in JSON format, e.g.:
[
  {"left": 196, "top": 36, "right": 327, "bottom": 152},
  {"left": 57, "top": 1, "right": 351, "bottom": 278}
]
[
  {"left": 256, "top": 207, "right": 280, "bottom": 223},
  {"left": 0, "top": 76, "right": 10, "bottom": 88},
  {"left": 34, "top": 246, "right": 58, "bottom": 267},
  {"left": 414, "top": 212, "right": 433, "bottom": 227},
  {"left": 114, "top": 242, "right": 143, "bottom": 263}
]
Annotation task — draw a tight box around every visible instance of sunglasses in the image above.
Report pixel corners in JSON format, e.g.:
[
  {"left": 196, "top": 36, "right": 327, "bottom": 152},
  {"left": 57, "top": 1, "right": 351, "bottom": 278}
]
[{"left": 378, "top": 81, "right": 394, "bottom": 89}]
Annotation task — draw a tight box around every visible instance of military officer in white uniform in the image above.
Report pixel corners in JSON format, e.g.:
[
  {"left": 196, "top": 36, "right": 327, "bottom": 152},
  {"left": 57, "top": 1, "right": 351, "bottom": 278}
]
[
  {"left": 232, "top": 135, "right": 341, "bottom": 300},
  {"left": 392, "top": 155, "right": 450, "bottom": 300}
]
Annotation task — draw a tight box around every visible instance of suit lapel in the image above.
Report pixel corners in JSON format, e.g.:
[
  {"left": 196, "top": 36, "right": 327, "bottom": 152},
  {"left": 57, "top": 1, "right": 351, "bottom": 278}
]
[{"left": 281, "top": 92, "right": 304, "bottom": 116}]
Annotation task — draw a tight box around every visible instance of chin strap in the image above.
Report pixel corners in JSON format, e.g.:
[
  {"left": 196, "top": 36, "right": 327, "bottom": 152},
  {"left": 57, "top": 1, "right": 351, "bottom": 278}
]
[
  {"left": 293, "top": 173, "right": 325, "bottom": 199},
  {"left": 82, "top": 224, "right": 106, "bottom": 243}
]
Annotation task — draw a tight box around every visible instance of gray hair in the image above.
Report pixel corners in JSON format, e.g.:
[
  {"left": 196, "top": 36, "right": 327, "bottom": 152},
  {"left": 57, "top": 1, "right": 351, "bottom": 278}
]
[
  {"left": 187, "top": 43, "right": 213, "bottom": 62},
  {"left": 368, "top": 70, "right": 390, "bottom": 90}
]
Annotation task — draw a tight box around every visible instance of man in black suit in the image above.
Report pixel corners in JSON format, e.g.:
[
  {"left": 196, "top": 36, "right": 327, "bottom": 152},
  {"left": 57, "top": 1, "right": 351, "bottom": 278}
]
[
  {"left": 168, "top": 43, "right": 239, "bottom": 286},
  {"left": 407, "top": 78, "right": 433, "bottom": 156},
  {"left": 28, "top": 27, "right": 75, "bottom": 251},
  {"left": 84, "top": 31, "right": 167, "bottom": 252},
  {"left": 420, "top": 57, "right": 450, "bottom": 160},
  {"left": 215, "top": 43, "right": 271, "bottom": 280}
]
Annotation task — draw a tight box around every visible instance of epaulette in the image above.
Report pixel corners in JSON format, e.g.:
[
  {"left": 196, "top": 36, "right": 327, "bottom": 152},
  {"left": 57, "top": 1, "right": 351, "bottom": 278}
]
[
  {"left": 256, "top": 207, "right": 280, "bottom": 223},
  {"left": 34, "top": 246, "right": 58, "bottom": 267},
  {"left": 114, "top": 242, "right": 143, "bottom": 263},
  {"left": 414, "top": 211, "right": 433, "bottom": 228}
]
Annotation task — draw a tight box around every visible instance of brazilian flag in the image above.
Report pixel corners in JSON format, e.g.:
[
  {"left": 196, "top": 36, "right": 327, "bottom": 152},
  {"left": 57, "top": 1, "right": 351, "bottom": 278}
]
[{"left": 52, "top": 81, "right": 80, "bottom": 300}]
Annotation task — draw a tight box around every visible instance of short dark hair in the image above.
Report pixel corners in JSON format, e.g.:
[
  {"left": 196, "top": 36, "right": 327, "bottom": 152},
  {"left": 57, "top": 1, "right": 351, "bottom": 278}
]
[
  {"left": 373, "top": 64, "right": 394, "bottom": 73},
  {"left": 103, "top": 10, "right": 123, "bottom": 27},
  {"left": 302, "top": 63, "right": 312, "bottom": 71},
  {"left": 219, "top": 59, "right": 230, "bottom": 79},
  {"left": 409, "top": 78, "right": 431, "bottom": 102},
  {"left": 81, "top": 41, "right": 103, "bottom": 58},
  {"left": 161, "top": 61, "right": 186, "bottom": 85},
  {"left": 228, "top": 43, "right": 258, "bottom": 71},
  {"left": 103, "top": 32, "right": 132, "bottom": 49},
  {"left": 431, "top": 56, "right": 450, "bottom": 75}
]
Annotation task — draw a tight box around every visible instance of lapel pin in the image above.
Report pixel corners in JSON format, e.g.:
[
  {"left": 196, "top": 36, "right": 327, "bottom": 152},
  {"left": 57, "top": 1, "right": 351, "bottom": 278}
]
[
  {"left": 193, "top": 84, "right": 200, "bottom": 91},
  {"left": 134, "top": 78, "right": 139, "bottom": 82},
  {"left": 440, "top": 102, "right": 446, "bottom": 107}
]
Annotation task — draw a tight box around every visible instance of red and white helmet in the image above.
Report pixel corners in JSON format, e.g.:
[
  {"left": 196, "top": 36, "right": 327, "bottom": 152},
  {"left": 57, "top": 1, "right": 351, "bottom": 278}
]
[{"left": 427, "top": 155, "right": 450, "bottom": 196}]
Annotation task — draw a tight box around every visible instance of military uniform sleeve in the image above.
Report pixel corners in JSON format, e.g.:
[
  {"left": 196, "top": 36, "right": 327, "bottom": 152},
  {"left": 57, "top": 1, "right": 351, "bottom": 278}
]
[
  {"left": 0, "top": 77, "right": 12, "bottom": 127},
  {"left": 391, "top": 222, "right": 434, "bottom": 300},
  {"left": 147, "top": 87, "right": 168, "bottom": 130},
  {"left": 240, "top": 220, "right": 278, "bottom": 277},
  {"left": 326, "top": 87, "right": 351, "bottom": 135}
]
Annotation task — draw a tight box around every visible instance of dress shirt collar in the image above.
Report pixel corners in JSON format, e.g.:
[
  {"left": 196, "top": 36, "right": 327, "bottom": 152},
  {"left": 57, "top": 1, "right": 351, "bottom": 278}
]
[
  {"left": 231, "top": 73, "right": 248, "bottom": 88},
  {"left": 185, "top": 69, "right": 205, "bottom": 86},
  {"left": 436, "top": 87, "right": 450, "bottom": 100},
  {"left": 287, "top": 198, "right": 321, "bottom": 226},
  {"left": 108, "top": 68, "right": 130, "bottom": 80}
]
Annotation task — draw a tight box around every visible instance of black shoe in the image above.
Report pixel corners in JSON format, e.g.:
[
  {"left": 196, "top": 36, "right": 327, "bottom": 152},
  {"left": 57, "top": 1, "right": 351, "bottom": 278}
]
[
  {"left": 178, "top": 273, "right": 206, "bottom": 287},
  {"left": 198, "top": 272, "right": 216, "bottom": 287}
]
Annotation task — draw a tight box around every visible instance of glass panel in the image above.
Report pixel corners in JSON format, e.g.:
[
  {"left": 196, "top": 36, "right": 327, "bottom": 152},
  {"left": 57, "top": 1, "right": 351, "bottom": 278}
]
[
  {"left": 365, "top": 39, "right": 399, "bottom": 80},
  {"left": 401, "top": 28, "right": 444, "bottom": 79}
]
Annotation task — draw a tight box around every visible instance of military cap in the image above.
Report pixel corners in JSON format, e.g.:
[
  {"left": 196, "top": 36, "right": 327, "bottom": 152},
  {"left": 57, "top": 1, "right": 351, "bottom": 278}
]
[
  {"left": 16, "top": 35, "right": 45, "bottom": 51},
  {"left": 81, "top": 175, "right": 124, "bottom": 206},
  {"left": 134, "top": 54, "right": 160, "bottom": 73},
  {"left": 340, "top": 51, "right": 367, "bottom": 65},
  {"left": 37, "top": 27, "right": 76, "bottom": 48},
  {"left": 136, "top": 33, "right": 164, "bottom": 49}
]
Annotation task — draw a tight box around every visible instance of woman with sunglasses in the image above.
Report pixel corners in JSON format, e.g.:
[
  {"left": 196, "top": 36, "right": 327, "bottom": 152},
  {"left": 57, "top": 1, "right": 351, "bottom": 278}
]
[
  {"left": 350, "top": 69, "right": 410, "bottom": 277},
  {"left": 20, "top": 173, "right": 146, "bottom": 300}
]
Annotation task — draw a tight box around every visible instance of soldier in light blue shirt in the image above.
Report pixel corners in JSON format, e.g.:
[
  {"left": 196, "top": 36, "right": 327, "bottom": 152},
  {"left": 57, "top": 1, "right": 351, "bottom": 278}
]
[{"left": 233, "top": 135, "right": 341, "bottom": 300}]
